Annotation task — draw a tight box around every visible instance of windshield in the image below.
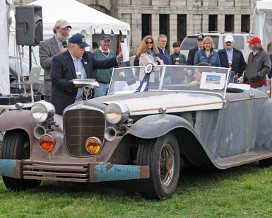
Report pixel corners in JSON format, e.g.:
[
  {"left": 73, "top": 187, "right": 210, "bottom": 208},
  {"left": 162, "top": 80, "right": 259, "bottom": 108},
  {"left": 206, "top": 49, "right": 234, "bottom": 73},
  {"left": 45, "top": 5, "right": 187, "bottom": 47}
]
[{"left": 108, "top": 65, "right": 230, "bottom": 99}]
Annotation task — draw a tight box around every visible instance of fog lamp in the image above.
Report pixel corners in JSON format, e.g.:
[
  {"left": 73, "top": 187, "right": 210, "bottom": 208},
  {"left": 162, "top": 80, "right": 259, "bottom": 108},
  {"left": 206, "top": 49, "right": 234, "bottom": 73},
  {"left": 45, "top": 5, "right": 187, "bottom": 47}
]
[
  {"left": 85, "top": 137, "right": 102, "bottom": 155},
  {"left": 39, "top": 134, "right": 55, "bottom": 152}
]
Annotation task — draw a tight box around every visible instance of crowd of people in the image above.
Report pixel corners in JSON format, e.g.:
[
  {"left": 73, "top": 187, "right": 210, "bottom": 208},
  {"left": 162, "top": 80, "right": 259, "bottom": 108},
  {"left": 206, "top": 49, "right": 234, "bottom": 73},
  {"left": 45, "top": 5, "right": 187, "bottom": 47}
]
[{"left": 38, "top": 18, "right": 272, "bottom": 115}]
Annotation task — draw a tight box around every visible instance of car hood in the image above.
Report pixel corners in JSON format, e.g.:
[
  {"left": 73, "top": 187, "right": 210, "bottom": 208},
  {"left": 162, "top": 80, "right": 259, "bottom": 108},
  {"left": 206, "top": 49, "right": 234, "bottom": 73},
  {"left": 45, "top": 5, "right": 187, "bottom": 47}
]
[{"left": 79, "top": 92, "right": 223, "bottom": 115}]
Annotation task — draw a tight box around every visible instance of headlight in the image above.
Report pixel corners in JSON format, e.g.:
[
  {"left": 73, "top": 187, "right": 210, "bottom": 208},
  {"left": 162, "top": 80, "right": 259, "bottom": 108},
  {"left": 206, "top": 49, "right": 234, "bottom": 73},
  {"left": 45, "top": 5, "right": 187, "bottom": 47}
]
[
  {"left": 105, "top": 103, "right": 129, "bottom": 124},
  {"left": 31, "top": 101, "right": 55, "bottom": 123}
]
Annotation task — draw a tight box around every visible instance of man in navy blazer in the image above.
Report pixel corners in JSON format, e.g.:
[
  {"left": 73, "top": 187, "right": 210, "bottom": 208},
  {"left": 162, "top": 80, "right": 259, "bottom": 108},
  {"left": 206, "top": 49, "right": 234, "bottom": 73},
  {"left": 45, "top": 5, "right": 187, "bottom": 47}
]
[
  {"left": 186, "top": 34, "right": 204, "bottom": 65},
  {"left": 218, "top": 34, "right": 247, "bottom": 82},
  {"left": 51, "top": 33, "right": 120, "bottom": 115}
]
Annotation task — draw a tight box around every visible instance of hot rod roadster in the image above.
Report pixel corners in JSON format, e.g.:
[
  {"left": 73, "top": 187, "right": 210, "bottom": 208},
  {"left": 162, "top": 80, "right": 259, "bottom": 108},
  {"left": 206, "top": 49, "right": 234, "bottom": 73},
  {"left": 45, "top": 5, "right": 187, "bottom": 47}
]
[{"left": 0, "top": 65, "right": 272, "bottom": 200}]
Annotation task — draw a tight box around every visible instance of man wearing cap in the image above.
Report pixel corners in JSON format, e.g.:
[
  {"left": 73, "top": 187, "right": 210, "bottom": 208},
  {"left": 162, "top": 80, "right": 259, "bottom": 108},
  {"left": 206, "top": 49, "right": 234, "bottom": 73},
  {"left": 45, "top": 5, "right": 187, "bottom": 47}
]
[
  {"left": 39, "top": 19, "right": 72, "bottom": 102},
  {"left": 92, "top": 35, "right": 116, "bottom": 97},
  {"left": 244, "top": 36, "right": 271, "bottom": 92},
  {"left": 50, "top": 33, "right": 121, "bottom": 115},
  {"left": 186, "top": 34, "right": 204, "bottom": 65},
  {"left": 218, "top": 34, "right": 247, "bottom": 83}
]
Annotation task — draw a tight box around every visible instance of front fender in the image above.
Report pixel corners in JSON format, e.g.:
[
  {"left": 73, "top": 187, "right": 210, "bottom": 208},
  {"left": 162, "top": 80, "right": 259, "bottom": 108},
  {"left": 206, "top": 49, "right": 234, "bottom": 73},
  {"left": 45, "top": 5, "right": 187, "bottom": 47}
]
[
  {"left": 126, "top": 114, "right": 200, "bottom": 140},
  {"left": 0, "top": 110, "right": 36, "bottom": 137},
  {"left": 126, "top": 114, "right": 213, "bottom": 167}
]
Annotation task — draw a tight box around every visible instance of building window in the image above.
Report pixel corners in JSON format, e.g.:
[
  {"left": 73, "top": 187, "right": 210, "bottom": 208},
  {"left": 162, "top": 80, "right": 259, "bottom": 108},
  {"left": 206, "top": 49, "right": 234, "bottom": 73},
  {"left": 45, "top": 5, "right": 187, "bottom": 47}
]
[
  {"left": 142, "top": 14, "right": 152, "bottom": 38},
  {"left": 159, "top": 14, "right": 170, "bottom": 50},
  {"left": 209, "top": 15, "right": 217, "bottom": 32},
  {"left": 159, "top": 14, "right": 169, "bottom": 36},
  {"left": 241, "top": 15, "right": 250, "bottom": 33},
  {"left": 177, "top": 14, "right": 187, "bottom": 43},
  {"left": 225, "top": 15, "right": 234, "bottom": 32}
]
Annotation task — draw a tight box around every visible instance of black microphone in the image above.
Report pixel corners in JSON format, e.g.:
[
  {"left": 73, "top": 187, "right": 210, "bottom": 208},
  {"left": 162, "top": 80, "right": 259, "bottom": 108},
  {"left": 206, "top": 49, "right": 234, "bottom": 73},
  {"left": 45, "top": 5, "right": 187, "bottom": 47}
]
[{"left": 62, "top": 41, "right": 67, "bottom": 48}]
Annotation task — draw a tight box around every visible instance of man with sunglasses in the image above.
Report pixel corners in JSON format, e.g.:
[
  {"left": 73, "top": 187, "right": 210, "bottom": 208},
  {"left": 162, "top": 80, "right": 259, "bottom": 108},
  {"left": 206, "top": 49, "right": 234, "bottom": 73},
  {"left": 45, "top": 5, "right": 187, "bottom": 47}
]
[
  {"left": 218, "top": 34, "right": 247, "bottom": 83},
  {"left": 39, "top": 19, "right": 72, "bottom": 102}
]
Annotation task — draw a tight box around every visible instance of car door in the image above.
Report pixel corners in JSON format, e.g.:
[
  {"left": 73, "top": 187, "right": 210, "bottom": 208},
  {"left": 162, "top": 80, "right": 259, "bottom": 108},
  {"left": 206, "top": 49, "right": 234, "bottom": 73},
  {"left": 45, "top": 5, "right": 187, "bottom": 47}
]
[{"left": 216, "top": 91, "right": 267, "bottom": 158}]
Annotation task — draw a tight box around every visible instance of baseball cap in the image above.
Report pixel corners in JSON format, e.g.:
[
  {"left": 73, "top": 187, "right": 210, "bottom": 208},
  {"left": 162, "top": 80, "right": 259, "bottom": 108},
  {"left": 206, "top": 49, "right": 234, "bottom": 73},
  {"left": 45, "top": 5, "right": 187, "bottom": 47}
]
[
  {"left": 54, "top": 19, "right": 72, "bottom": 29},
  {"left": 247, "top": 36, "right": 261, "bottom": 44},
  {"left": 101, "top": 35, "right": 111, "bottom": 41},
  {"left": 224, "top": 35, "right": 234, "bottom": 43},
  {"left": 196, "top": 34, "right": 205, "bottom": 40},
  {"left": 68, "top": 33, "right": 89, "bottom": 48}
]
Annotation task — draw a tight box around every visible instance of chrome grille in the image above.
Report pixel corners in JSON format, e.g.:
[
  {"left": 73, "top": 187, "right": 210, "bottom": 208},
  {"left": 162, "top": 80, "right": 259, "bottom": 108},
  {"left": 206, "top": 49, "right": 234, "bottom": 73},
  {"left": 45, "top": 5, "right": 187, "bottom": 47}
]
[{"left": 64, "top": 109, "right": 105, "bottom": 156}]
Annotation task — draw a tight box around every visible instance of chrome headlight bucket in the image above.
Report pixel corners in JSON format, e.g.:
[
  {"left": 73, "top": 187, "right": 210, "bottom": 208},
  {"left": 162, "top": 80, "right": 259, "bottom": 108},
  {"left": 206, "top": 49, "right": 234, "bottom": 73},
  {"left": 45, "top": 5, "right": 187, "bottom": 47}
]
[
  {"left": 105, "top": 103, "right": 129, "bottom": 124},
  {"left": 31, "top": 101, "right": 55, "bottom": 123}
]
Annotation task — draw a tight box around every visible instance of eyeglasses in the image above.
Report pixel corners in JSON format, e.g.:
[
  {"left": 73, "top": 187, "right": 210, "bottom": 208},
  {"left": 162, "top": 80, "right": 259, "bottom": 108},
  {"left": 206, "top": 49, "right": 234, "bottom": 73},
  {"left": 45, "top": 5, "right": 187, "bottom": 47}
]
[
  {"left": 59, "top": 27, "right": 71, "bottom": 32},
  {"left": 146, "top": 41, "right": 153, "bottom": 44}
]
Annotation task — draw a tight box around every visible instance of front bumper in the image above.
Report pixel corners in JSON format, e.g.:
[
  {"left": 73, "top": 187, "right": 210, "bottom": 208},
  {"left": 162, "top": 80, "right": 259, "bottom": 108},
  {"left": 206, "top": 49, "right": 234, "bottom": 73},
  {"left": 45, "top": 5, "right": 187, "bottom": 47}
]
[{"left": 0, "top": 159, "right": 149, "bottom": 182}]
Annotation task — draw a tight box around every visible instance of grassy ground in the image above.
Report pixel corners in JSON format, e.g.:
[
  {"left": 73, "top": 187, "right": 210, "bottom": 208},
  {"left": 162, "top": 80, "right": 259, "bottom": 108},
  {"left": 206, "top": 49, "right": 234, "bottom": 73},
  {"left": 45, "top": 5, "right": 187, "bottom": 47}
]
[{"left": 0, "top": 164, "right": 271, "bottom": 218}]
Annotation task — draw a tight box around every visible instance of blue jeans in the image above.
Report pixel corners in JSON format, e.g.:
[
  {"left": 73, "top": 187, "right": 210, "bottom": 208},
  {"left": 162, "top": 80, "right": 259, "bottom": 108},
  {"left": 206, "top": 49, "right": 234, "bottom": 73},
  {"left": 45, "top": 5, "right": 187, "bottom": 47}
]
[{"left": 93, "top": 83, "right": 109, "bottom": 98}]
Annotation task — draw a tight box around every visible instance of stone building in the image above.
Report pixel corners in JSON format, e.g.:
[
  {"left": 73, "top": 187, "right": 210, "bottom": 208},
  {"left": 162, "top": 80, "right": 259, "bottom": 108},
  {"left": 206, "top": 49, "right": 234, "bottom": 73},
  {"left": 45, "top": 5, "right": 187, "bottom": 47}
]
[{"left": 14, "top": 0, "right": 256, "bottom": 54}]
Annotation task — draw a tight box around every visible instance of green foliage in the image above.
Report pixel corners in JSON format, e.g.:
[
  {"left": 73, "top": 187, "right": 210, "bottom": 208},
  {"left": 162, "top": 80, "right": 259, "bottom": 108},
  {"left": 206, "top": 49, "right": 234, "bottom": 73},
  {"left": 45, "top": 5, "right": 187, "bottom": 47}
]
[{"left": 0, "top": 164, "right": 272, "bottom": 218}]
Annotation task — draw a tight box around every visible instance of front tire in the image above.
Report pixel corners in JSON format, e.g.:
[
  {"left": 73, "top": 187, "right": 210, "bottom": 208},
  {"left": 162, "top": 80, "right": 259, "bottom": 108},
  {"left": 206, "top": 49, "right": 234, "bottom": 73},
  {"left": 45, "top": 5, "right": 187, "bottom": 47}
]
[
  {"left": 136, "top": 133, "right": 180, "bottom": 200},
  {"left": 2, "top": 130, "right": 41, "bottom": 191}
]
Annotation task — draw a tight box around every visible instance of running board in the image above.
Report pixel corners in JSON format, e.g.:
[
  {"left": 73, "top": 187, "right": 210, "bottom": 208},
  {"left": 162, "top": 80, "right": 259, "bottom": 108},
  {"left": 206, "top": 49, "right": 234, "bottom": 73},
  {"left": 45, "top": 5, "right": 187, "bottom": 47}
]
[{"left": 214, "top": 150, "right": 272, "bottom": 169}]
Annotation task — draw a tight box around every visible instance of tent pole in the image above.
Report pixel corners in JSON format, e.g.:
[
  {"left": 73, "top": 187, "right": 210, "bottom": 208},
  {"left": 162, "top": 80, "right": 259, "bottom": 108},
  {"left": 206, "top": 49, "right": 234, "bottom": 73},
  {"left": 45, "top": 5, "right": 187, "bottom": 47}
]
[{"left": 117, "top": 31, "right": 122, "bottom": 55}]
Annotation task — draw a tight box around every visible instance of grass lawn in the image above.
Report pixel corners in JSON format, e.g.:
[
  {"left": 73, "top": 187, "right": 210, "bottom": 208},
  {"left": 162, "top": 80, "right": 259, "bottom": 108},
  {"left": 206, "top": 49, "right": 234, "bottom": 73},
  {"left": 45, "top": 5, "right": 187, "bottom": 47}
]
[{"left": 0, "top": 164, "right": 271, "bottom": 218}]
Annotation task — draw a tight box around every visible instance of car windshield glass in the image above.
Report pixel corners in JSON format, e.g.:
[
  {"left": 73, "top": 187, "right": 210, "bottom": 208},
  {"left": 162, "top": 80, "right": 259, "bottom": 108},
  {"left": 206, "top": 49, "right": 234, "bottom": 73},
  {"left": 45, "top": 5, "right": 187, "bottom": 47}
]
[{"left": 108, "top": 65, "right": 230, "bottom": 98}]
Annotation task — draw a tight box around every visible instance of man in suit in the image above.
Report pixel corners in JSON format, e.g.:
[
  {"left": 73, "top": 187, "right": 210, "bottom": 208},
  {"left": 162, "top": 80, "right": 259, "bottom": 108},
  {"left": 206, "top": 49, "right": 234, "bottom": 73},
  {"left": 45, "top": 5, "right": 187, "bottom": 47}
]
[
  {"left": 51, "top": 33, "right": 121, "bottom": 115},
  {"left": 218, "top": 34, "right": 247, "bottom": 83},
  {"left": 39, "top": 19, "right": 72, "bottom": 102},
  {"left": 186, "top": 34, "right": 204, "bottom": 65},
  {"left": 157, "top": 34, "right": 171, "bottom": 65}
]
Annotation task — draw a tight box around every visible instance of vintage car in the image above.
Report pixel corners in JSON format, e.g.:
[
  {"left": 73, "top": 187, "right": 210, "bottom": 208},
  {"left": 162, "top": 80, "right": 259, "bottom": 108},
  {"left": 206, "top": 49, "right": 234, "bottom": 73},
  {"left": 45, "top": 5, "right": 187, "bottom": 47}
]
[{"left": 0, "top": 64, "right": 272, "bottom": 200}]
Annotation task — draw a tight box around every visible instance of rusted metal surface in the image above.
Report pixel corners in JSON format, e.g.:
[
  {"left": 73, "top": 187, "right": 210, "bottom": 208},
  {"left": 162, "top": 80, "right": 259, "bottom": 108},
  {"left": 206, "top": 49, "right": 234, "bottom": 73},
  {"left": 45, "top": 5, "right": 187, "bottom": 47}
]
[
  {"left": 23, "top": 160, "right": 89, "bottom": 182},
  {"left": 0, "top": 160, "right": 23, "bottom": 178},
  {"left": 214, "top": 150, "right": 272, "bottom": 169},
  {"left": 89, "top": 164, "right": 149, "bottom": 183},
  {"left": 20, "top": 160, "right": 150, "bottom": 183}
]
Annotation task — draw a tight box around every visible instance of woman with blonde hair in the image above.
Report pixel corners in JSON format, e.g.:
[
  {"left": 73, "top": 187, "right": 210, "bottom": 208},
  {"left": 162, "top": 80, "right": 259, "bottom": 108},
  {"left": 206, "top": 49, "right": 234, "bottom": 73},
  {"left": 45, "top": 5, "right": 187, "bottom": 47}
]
[
  {"left": 137, "top": 35, "right": 164, "bottom": 66},
  {"left": 194, "top": 36, "right": 220, "bottom": 66}
]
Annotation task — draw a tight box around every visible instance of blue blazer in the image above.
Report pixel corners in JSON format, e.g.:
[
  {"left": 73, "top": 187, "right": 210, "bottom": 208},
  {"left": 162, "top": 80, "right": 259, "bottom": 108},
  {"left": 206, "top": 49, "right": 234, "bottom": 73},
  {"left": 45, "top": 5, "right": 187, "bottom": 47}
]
[
  {"left": 51, "top": 50, "right": 118, "bottom": 115},
  {"left": 186, "top": 46, "right": 199, "bottom": 65},
  {"left": 157, "top": 47, "right": 171, "bottom": 65}
]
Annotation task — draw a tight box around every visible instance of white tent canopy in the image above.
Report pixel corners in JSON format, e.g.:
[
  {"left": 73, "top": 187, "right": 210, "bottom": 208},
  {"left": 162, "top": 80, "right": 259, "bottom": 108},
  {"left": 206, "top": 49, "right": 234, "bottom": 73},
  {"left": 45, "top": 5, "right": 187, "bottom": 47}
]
[
  {"left": 10, "top": 0, "right": 130, "bottom": 36},
  {"left": 254, "top": 0, "right": 272, "bottom": 50},
  {"left": 9, "top": 0, "right": 130, "bottom": 64}
]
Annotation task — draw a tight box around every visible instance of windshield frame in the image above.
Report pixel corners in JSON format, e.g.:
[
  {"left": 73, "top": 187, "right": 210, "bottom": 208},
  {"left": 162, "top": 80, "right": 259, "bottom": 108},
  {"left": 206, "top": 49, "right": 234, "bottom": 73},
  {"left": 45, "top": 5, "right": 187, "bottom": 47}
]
[{"left": 108, "top": 65, "right": 231, "bottom": 99}]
